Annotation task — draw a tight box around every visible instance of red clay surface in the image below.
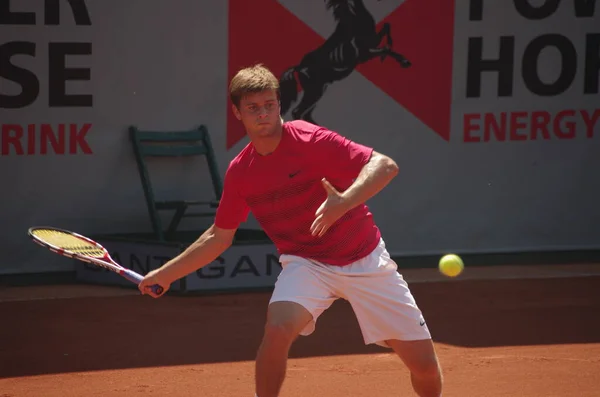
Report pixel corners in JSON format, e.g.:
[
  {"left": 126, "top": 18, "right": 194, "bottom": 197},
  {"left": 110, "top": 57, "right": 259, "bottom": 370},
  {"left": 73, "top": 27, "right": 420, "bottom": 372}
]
[{"left": 1, "top": 274, "right": 599, "bottom": 396}]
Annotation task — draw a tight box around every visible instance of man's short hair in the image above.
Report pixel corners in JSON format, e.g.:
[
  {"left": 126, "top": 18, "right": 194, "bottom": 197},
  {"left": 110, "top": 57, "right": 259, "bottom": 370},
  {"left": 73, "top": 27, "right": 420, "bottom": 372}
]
[{"left": 229, "top": 63, "right": 280, "bottom": 108}]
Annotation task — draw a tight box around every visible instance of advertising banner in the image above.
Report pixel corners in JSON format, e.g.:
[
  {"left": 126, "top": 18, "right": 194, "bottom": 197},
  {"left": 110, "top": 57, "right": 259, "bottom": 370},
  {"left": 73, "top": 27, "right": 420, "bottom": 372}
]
[{"left": 2, "top": 0, "right": 598, "bottom": 275}]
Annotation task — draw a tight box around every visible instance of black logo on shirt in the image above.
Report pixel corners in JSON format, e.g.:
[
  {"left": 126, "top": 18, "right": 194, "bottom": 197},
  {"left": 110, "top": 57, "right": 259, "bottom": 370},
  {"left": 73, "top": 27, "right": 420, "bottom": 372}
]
[{"left": 289, "top": 170, "right": 301, "bottom": 178}]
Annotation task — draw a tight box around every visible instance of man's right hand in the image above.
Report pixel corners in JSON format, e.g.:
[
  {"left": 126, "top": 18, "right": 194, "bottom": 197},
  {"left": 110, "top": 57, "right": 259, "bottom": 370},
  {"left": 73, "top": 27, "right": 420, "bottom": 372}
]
[
  {"left": 138, "top": 268, "right": 170, "bottom": 298},
  {"left": 135, "top": 224, "right": 236, "bottom": 299}
]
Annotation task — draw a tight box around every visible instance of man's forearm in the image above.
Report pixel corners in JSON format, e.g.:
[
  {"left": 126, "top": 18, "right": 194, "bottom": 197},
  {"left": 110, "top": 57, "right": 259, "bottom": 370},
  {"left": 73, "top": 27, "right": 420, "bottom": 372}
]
[
  {"left": 341, "top": 152, "right": 399, "bottom": 210},
  {"left": 158, "top": 225, "right": 232, "bottom": 284}
]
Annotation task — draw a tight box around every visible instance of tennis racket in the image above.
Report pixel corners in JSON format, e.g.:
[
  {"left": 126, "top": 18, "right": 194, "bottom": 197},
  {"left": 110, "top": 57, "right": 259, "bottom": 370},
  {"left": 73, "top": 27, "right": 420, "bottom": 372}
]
[{"left": 28, "top": 226, "right": 164, "bottom": 295}]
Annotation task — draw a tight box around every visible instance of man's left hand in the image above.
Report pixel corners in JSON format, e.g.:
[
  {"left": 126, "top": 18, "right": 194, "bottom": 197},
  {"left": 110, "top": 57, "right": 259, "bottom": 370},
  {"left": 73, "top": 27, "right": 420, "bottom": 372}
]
[{"left": 310, "top": 178, "right": 350, "bottom": 237}]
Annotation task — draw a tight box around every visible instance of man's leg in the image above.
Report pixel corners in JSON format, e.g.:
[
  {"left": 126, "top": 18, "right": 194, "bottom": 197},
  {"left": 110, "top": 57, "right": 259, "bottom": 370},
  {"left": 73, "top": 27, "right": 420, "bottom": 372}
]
[
  {"left": 386, "top": 338, "right": 443, "bottom": 397},
  {"left": 336, "top": 238, "right": 442, "bottom": 396},
  {"left": 256, "top": 256, "right": 339, "bottom": 397},
  {"left": 255, "top": 301, "right": 313, "bottom": 397}
]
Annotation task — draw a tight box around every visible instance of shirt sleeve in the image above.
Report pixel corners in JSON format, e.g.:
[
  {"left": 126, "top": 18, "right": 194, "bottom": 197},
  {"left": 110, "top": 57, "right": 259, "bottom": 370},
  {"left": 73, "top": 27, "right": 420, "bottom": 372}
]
[
  {"left": 311, "top": 127, "right": 374, "bottom": 180},
  {"left": 214, "top": 164, "right": 250, "bottom": 230}
]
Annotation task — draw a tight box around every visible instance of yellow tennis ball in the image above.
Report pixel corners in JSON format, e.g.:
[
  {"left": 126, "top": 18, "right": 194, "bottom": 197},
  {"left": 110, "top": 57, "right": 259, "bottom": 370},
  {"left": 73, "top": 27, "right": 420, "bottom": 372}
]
[{"left": 439, "top": 254, "right": 464, "bottom": 277}]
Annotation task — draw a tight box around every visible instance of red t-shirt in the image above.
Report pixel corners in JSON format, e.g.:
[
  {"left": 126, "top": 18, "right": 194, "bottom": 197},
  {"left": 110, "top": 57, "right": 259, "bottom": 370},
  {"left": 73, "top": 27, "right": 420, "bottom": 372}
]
[{"left": 215, "top": 120, "right": 382, "bottom": 266}]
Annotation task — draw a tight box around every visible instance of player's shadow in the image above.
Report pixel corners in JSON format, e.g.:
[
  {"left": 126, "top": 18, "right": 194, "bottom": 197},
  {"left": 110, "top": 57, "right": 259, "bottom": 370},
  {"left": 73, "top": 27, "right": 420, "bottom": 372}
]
[{"left": 1, "top": 275, "right": 599, "bottom": 378}]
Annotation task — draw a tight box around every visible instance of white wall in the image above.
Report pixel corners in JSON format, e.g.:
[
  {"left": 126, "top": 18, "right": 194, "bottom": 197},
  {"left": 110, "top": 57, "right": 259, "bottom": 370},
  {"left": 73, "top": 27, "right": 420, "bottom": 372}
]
[{"left": 1, "top": 0, "right": 598, "bottom": 273}]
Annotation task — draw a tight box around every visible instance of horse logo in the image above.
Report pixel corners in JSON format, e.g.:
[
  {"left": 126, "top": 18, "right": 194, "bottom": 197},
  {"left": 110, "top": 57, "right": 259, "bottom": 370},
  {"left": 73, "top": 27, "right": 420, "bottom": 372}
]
[{"left": 279, "top": 0, "right": 412, "bottom": 124}]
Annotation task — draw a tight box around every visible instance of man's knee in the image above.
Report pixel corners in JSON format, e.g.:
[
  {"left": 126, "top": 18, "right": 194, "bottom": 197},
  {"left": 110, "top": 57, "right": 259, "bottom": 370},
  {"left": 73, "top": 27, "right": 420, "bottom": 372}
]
[
  {"left": 262, "top": 322, "right": 298, "bottom": 348},
  {"left": 387, "top": 339, "right": 442, "bottom": 379},
  {"left": 410, "top": 357, "right": 442, "bottom": 380},
  {"left": 261, "top": 301, "right": 313, "bottom": 348}
]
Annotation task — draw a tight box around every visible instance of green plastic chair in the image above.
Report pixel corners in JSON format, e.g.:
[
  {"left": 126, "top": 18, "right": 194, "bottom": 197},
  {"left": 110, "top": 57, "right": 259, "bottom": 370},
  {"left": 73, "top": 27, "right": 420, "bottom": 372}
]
[{"left": 129, "top": 125, "right": 223, "bottom": 241}]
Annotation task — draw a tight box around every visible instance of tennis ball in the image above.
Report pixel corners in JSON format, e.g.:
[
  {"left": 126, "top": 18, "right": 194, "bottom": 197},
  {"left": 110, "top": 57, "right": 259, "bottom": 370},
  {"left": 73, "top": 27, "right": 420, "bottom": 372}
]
[{"left": 439, "top": 254, "right": 464, "bottom": 277}]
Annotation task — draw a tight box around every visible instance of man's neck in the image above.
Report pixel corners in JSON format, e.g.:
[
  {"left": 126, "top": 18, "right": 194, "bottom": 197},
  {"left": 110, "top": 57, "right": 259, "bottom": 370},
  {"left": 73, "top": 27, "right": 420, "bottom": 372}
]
[{"left": 252, "top": 121, "right": 284, "bottom": 156}]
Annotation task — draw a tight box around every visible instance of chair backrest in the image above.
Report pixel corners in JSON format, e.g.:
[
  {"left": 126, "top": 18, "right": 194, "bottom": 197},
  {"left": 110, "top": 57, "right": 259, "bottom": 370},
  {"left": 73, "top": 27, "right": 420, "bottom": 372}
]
[
  {"left": 132, "top": 129, "right": 209, "bottom": 157},
  {"left": 129, "top": 125, "right": 223, "bottom": 199}
]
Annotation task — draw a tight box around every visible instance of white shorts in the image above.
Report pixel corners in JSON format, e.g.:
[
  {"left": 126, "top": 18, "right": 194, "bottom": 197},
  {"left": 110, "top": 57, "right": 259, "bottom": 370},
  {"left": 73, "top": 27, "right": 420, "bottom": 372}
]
[{"left": 270, "top": 238, "right": 431, "bottom": 347}]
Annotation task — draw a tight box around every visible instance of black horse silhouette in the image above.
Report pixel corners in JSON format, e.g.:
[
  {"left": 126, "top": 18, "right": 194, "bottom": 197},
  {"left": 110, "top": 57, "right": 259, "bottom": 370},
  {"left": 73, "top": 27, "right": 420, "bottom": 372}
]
[{"left": 279, "top": 0, "right": 411, "bottom": 124}]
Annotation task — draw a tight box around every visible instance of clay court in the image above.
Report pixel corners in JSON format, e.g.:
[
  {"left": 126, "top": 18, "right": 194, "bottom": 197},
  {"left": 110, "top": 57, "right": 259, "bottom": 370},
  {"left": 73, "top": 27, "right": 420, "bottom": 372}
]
[{"left": 1, "top": 263, "right": 599, "bottom": 397}]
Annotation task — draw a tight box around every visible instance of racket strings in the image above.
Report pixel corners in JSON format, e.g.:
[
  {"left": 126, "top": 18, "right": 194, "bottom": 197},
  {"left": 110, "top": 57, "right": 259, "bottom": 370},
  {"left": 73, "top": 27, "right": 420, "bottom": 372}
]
[{"left": 32, "top": 229, "right": 105, "bottom": 258}]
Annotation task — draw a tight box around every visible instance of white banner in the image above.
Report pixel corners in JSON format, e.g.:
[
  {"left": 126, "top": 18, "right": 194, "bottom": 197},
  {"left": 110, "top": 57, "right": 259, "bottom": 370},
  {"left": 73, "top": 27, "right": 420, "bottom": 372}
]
[{"left": 184, "top": 244, "right": 281, "bottom": 291}]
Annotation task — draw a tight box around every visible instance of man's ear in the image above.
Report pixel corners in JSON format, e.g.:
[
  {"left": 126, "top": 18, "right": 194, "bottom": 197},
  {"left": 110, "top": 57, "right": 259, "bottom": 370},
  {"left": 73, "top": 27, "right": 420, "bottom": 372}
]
[{"left": 232, "top": 104, "right": 242, "bottom": 120}]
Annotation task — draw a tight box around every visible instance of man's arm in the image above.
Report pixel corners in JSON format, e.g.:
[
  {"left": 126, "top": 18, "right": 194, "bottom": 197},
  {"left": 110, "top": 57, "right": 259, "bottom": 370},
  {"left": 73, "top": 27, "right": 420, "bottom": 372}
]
[
  {"left": 311, "top": 151, "right": 398, "bottom": 237},
  {"left": 340, "top": 150, "right": 399, "bottom": 210},
  {"left": 138, "top": 224, "right": 236, "bottom": 296},
  {"left": 140, "top": 156, "right": 250, "bottom": 296}
]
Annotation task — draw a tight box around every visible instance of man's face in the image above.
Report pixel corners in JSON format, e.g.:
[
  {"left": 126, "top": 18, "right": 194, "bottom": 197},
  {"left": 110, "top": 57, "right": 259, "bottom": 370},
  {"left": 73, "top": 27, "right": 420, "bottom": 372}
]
[{"left": 232, "top": 90, "right": 281, "bottom": 139}]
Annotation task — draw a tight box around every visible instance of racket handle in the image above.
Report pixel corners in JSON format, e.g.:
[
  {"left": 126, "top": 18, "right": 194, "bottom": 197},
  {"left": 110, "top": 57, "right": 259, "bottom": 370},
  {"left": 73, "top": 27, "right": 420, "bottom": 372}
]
[
  {"left": 122, "top": 269, "right": 164, "bottom": 295},
  {"left": 149, "top": 284, "right": 164, "bottom": 295}
]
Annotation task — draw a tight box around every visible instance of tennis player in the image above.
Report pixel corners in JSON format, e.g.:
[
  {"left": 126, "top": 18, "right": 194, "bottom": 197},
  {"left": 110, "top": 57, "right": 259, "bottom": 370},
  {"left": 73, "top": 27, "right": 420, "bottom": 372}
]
[{"left": 139, "top": 64, "right": 443, "bottom": 397}]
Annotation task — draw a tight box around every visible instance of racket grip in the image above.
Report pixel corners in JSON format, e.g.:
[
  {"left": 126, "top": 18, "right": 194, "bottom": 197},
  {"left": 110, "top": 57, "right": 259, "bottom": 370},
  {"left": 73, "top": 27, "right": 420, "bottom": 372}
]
[
  {"left": 122, "top": 269, "right": 164, "bottom": 295},
  {"left": 151, "top": 284, "right": 164, "bottom": 295}
]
